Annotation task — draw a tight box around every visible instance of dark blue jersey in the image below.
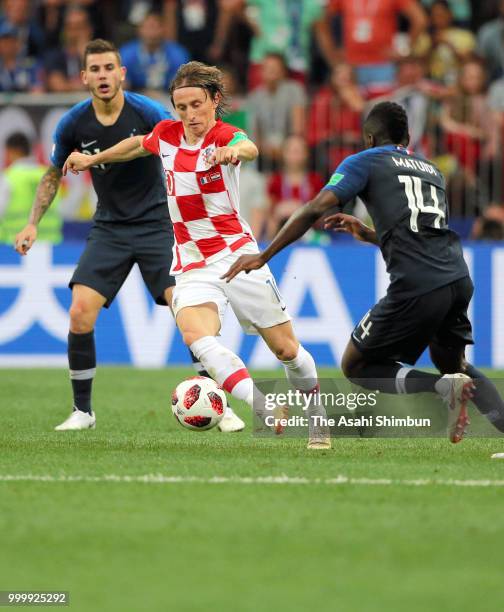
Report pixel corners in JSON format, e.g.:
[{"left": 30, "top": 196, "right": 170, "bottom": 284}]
[
  {"left": 51, "top": 91, "right": 172, "bottom": 224},
  {"left": 323, "top": 145, "right": 469, "bottom": 298}
]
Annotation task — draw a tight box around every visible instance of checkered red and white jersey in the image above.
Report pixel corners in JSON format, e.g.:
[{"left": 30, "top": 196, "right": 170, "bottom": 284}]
[{"left": 142, "top": 119, "right": 254, "bottom": 274}]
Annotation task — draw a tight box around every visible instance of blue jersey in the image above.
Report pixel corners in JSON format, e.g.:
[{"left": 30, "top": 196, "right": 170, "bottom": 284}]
[
  {"left": 324, "top": 145, "right": 469, "bottom": 298},
  {"left": 51, "top": 91, "right": 173, "bottom": 224}
]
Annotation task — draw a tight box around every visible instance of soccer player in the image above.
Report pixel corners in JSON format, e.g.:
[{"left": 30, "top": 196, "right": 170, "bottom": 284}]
[
  {"left": 14, "top": 40, "right": 244, "bottom": 433},
  {"left": 223, "top": 101, "right": 504, "bottom": 443},
  {"left": 63, "top": 61, "right": 329, "bottom": 449}
]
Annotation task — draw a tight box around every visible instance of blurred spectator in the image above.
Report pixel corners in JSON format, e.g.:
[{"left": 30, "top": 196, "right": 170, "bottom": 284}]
[
  {"left": 72, "top": 0, "right": 109, "bottom": 40},
  {"left": 415, "top": 0, "right": 476, "bottom": 86},
  {"left": 120, "top": 11, "right": 189, "bottom": 92},
  {"left": 471, "top": 0, "right": 501, "bottom": 32},
  {"left": 164, "top": 0, "right": 249, "bottom": 67},
  {"left": 378, "top": 56, "right": 431, "bottom": 152},
  {"left": 239, "top": 163, "right": 268, "bottom": 240},
  {"left": 441, "top": 58, "right": 498, "bottom": 173},
  {"left": 44, "top": 7, "right": 93, "bottom": 93},
  {"left": 477, "top": 0, "right": 504, "bottom": 82},
  {"left": 0, "top": 132, "right": 61, "bottom": 244},
  {"left": 215, "top": 1, "right": 254, "bottom": 91},
  {"left": 0, "top": 0, "right": 45, "bottom": 58},
  {"left": 315, "top": 0, "right": 428, "bottom": 96},
  {"left": 266, "top": 135, "right": 325, "bottom": 240},
  {"left": 245, "top": 0, "right": 324, "bottom": 88},
  {"left": 118, "top": 0, "right": 165, "bottom": 26},
  {"left": 377, "top": 56, "right": 451, "bottom": 153},
  {"left": 0, "top": 23, "right": 42, "bottom": 92},
  {"left": 247, "top": 53, "right": 306, "bottom": 171},
  {"left": 34, "top": 0, "right": 66, "bottom": 53},
  {"left": 488, "top": 74, "right": 504, "bottom": 114},
  {"left": 420, "top": 0, "right": 471, "bottom": 27},
  {"left": 307, "top": 62, "right": 364, "bottom": 176},
  {"left": 220, "top": 64, "right": 248, "bottom": 131},
  {"left": 471, "top": 203, "right": 504, "bottom": 239}
]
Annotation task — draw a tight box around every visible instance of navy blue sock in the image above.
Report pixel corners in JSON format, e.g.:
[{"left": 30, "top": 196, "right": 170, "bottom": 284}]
[
  {"left": 351, "top": 363, "right": 440, "bottom": 394},
  {"left": 68, "top": 331, "right": 96, "bottom": 414},
  {"left": 465, "top": 364, "right": 504, "bottom": 433}
]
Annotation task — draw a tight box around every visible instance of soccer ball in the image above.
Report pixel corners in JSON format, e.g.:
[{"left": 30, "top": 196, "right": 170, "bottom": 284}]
[{"left": 171, "top": 377, "right": 226, "bottom": 431}]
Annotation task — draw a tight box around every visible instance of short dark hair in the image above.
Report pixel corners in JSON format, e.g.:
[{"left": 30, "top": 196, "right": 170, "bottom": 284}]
[
  {"left": 83, "top": 39, "right": 121, "bottom": 69},
  {"left": 169, "top": 61, "right": 230, "bottom": 118},
  {"left": 364, "top": 101, "right": 409, "bottom": 145},
  {"left": 431, "top": 0, "right": 451, "bottom": 12},
  {"left": 6, "top": 132, "right": 31, "bottom": 155}
]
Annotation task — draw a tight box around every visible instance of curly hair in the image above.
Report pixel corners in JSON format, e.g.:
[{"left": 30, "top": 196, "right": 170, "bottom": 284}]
[
  {"left": 364, "top": 101, "right": 410, "bottom": 145},
  {"left": 169, "top": 61, "right": 230, "bottom": 118}
]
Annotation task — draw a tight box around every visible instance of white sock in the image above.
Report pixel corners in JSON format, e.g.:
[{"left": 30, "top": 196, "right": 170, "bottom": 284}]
[
  {"left": 190, "top": 336, "right": 269, "bottom": 423},
  {"left": 282, "top": 344, "right": 318, "bottom": 392},
  {"left": 282, "top": 345, "right": 328, "bottom": 437}
]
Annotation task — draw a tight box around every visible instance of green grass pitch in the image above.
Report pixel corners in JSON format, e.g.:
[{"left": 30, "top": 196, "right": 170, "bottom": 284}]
[{"left": 1, "top": 367, "right": 504, "bottom": 611}]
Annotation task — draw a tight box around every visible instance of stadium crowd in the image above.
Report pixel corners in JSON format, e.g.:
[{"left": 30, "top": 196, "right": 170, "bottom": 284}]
[{"left": 1, "top": 0, "right": 504, "bottom": 241}]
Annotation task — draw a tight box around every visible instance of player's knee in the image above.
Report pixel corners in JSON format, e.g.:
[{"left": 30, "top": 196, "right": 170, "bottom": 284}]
[
  {"left": 274, "top": 340, "right": 299, "bottom": 362},
  {"left": 182, "top": 330, "right": 206, "bottom": 348},
  {"left": 341, "top": 358, "right": 361, "bottom": 379},
  {"left": 341, "top": 344, "right": 364, "bottom": 379},
  {"left": 69, "top": 301, "right": 97, "bottom": 333}
]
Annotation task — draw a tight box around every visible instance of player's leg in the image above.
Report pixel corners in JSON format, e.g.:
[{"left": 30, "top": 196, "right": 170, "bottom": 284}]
[
  {"left": 343, "top": 280, "right": 475, "bottom": 442},
  {"left": 164, "top": 287, "right": 244, "bottom": 432},
  {"left": 430, "top": 343, "right": 504, "bottom": 434},
  {"left": 341, "top": 339, "right": 441, "bottom": 394},
  {"left": 224, "top": 254, "right": 329, "bottom": 445},
  {"left": 342, "top": 339, "right": 473, "bottom": 443},
  {"left": 257, "top": 320, "right": 330, "bottom": 447},
  {"left": 140, "top": 224, "right": 245, "bottom": 432},
  {"left": 341, "top": 289, "right": 447, "bottom": 394},
  {"left": 168, "top": 287, "right": 245, "bottom": 432},
  {"left": 176, "top": 302, "right": 264, "bottom": 415},
  {"left": 172, "top": 266, "right": 276, "bottom": 427},
  {"left": 55, "top": 223, "right": 134, "bottom": 431},
  {"left": 258, "top": 321, "right": 318, "bottom": 392},
  {"left": 55, "top": 284, "right": 106, "bottom": 431}
]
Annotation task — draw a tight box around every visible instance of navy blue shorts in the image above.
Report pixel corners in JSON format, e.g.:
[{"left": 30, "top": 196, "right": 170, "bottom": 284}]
[
  {"left": 351, "top": 276, "right": 474, "bottom": 365},
  {"left": 70, "top": 220, "right": 175, "bottom": 307}
]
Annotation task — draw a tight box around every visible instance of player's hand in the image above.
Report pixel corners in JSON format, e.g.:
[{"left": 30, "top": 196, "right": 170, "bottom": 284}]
[
  {"left": 221, "top": 253, "right": 266, "bottom": 282},
  {"left": 324, "top": 213, "right": 371, "bottom": 242},
  {"left": 63, "top": 152, "right": 93, "bottom": 176},
  {"left": 14, "top": 223, "right": 37, "bottom": 255},
  {"left": 208, "top": 146, "right": 239, "bottom": 166}
]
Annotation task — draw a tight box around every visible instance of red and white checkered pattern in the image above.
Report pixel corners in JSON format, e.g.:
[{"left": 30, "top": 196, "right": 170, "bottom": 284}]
[{"left": 142, "top": 119, "right": 254, "bottom": 274}]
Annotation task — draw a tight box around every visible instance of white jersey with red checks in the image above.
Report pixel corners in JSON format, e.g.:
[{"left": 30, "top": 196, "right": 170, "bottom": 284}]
[{"left": 142, "top": 119, "right": 254, "bottom": 274}]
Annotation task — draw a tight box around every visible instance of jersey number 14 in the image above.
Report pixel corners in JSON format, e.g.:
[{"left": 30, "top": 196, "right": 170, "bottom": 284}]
[{"left": 398, "top": 175, "right": 446, "bottom": 232}]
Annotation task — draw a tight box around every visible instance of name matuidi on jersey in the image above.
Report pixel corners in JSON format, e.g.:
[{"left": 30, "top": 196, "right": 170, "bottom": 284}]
[{"left": 392, "top": 156, "right": 437, "bottom": 175}]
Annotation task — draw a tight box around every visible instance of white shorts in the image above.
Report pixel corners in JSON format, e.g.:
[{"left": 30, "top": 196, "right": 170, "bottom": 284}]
[{"left": 171, "top": 244, "right": 291, "bottom": 335}]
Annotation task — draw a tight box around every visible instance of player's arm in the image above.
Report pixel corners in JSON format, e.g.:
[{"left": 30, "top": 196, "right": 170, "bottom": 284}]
[
  {"left": 210, "top": 132, "right": 258, "bottom": 166},
  {"left": 221, "top": 190, "right": 339, "bottom": 281},
  {"left": 14, "top": 165, "right": 62, "bottom": 255},
  {"left": 221, "top": 151, "right": 373, "bottom": 281},
  {"left": 401, "top": 0, "right": 428, "bottom": 48},
  {"left": 323, "top": 212, "right": 379, "bottom": 245},
  {"left": 63, "top": 135, "right": 150, "bottom": 175}
]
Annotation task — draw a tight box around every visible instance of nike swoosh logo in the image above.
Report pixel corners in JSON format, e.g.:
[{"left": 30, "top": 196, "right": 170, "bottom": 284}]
[
  {"left": 81, "top": 140, "right": 97, "bottom": 148},
  {"left": 161, "top": 153, "right": 171, "bottom": 158}
]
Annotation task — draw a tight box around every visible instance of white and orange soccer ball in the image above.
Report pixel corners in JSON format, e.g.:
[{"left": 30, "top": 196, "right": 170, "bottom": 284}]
[{"left": 171, "top": 377, "right": 226, "bottom": 431}]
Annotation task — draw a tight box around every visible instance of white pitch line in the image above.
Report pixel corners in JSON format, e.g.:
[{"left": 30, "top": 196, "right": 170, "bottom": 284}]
[{"left": 1, "top": 474, "right": 504, "bottom": 488}]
